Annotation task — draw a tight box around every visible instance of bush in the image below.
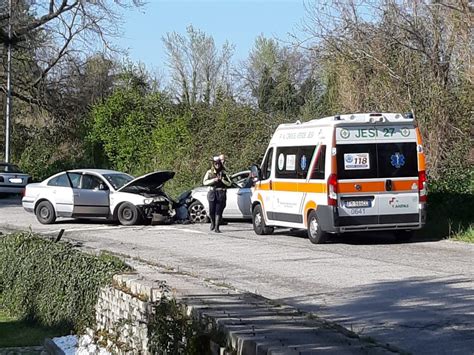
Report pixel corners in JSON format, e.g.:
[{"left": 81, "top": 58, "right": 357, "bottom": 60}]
[{"left": 0, "top": 232, "right": 129, "bottom": 331}]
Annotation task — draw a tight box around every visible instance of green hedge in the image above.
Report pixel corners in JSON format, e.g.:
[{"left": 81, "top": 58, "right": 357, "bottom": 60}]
[{"left": 0, "top": 232, "right": 129, "bottom": 331}]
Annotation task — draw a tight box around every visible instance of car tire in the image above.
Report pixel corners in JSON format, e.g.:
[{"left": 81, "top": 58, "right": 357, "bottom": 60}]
[
  {"left": 252, "top": 204, "right": 274, "bottom": 235},
  {"left": 394, "top": 230, "right": 413, "bottom": 243},
  {"left": 117, "top": 202, "right": 141, "bottom": 226},
  {"left": 188, "top": 201, "right": 209, "bottom": 223},
  {"left": 36, "top": 200, "right": 56, "bottom": 225},
  {"left": 307, "top": 210, "right": 327, "bottom": 244}
]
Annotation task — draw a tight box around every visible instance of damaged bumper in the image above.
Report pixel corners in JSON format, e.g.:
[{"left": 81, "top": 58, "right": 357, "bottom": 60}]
[{"left": 139, "top": 201, "right": 175, "bottom": 221}]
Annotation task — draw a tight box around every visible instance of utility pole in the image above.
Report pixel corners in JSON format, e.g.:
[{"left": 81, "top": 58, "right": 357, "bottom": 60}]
[{"left": 4, "top": 0, "right": 12, "bottom": 163}]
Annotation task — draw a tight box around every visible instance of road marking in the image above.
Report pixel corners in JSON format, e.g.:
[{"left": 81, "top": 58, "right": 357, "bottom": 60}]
[
  {"left": 38, "top": 225, "right": 120, "bottom": 234},
  {"left": 38, "top": 224, "right": 207, "bottom": 235},
  {"left": 146, "top": 226, "right": 206, "bottom": 234}
]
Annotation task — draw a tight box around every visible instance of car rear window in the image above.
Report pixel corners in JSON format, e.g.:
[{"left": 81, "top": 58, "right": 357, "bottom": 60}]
[
  {"left": 0, "top": 164, "right": 22, "bottom": 173},
  {"left": 337, "top": 142, "right": 417, "bottom": 180}
]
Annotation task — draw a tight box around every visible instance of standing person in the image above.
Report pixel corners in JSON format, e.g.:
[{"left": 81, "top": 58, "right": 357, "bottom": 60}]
[{"left": 203, "top": 156, "right": 231, "bottom": 233}]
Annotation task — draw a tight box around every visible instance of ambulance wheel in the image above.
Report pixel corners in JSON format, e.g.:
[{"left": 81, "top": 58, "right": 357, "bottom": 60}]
[
  {"left": 394, "top": 230, "right": 413, "bottom": 243},
  {"left": 307, "top": 210, "right": 327, "bottom": 244},
  {"left": 252, "top": 205, "right": 274, "bottom": 235}
]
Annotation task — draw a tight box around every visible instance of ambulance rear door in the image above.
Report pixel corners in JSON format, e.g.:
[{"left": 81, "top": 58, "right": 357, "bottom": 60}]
[
  {"left": 335, "top": 125, "right": 419, "bottom": 227},
  {"left": 373, "top": 127, "right": 419, "bottom": 225}
]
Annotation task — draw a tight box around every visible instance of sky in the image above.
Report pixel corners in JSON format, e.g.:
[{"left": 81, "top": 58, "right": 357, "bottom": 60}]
[{"left": 115, "top": 0, "right": 308, "bottom": 72}]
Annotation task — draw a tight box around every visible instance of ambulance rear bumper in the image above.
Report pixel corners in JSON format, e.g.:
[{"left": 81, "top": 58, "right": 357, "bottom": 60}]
[{"left": 316, "top": 205, "right": 427, "bottom": 233}]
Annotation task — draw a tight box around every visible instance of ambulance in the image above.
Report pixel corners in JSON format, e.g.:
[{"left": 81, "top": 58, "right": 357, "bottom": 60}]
[{"left": 250, "top": 113, "right": 427, "bottom": 244}]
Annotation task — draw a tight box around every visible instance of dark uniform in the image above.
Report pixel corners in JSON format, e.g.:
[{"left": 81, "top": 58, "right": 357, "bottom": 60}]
[{"left": 203, "top": 159, "right": 231, "bottom": 233}]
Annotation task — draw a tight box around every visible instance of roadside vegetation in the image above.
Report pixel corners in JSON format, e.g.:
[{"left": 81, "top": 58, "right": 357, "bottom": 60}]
[
  {"left": 0, "top": 1, "right": 472, "bottom": 240},
  {"left": 0, "top": 232, "right": 129, "bottom": 345},
  {"left": 0, "top": 304, "right": 69, "bottom": 347}
]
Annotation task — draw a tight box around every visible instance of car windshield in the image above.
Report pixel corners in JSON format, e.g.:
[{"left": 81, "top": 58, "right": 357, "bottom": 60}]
[
  {"left": 103, "top": 173, "right": 134, "bottom": 190},
  {"left": 0, "top": 164, "right": 22, "bottom": 173}
]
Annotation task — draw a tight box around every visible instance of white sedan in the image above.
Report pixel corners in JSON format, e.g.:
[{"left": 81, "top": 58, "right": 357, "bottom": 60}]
[
  {"left": 187, "top": 171, "right": 253, "bottom": 223},
  {"left": 22, "top": 169, "right": 176, "bottom": 225}
]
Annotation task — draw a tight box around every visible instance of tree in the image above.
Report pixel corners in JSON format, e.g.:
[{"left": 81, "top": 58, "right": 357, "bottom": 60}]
[
  {"left": 302, "top": 0, "right": 473, "bottom": 184},
  {"left": 238, "top": 35, "right": 310, "bottom": 115},
  {"left": 163, "top": 25, "right": 234, "bottom": 106},
  {"left": 0, "top": 0, "right": 143, "bottom": 104}
]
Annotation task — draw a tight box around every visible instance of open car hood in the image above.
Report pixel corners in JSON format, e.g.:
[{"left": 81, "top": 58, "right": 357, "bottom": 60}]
[{"left": 118, "top": 171, "right": 175, "bottom": 194}]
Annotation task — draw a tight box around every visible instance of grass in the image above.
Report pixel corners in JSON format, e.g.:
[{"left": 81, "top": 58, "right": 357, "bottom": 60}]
[
  {"left": 419, "top": 192, "right": 474, "bottom": 243},
  {"left": 0, "top": 306, "right": 71, "bottom": 348},
  {"left": 451, "top": 225, "right": 474, "bottom": 243}
]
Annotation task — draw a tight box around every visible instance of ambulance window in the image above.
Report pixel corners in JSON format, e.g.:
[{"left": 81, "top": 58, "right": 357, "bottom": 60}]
[
  {"left": 310, "top": 145, "right": 326, "bottom": 180},
  {"left": 261, "top": 148, "right": 273, "bottom": 180},
  {"left": 298, "top": 146, "right": 316, "bottom": 179},
  {"left": 378, "top": 143, "right": 417, "bottom": 178},
  {"left": 336, "top": 144, "right": 378, "bottom": 180},
  {"left": 276, "top": 147, "right": 299, "bottom": 179}
]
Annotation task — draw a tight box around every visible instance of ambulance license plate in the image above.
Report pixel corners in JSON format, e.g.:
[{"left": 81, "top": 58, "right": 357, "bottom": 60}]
[{"left": 344, "top": 200, "right": 371, "bottom": 208}]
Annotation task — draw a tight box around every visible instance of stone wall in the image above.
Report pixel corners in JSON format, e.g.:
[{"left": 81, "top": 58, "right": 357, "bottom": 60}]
[
  {"left": 75, "top": 263, "right": 395, "bottom": 355},
  {"left": 78, "top": 274, "right": 160, "bottom": 355}
]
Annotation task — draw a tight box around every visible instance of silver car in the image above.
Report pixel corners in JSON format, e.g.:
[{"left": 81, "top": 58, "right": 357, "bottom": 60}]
[
  {"left": 22, "top": 169, "right": 176, "bottom": 225},
  {"left": 187, "top": 171, "right": 253, "bottom": 223},
  {"left": 0, "top": 162, "right": 31, "bottom": 195}
]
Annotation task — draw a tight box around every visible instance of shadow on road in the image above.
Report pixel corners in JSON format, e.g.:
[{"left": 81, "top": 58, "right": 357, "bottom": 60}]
[
  {"left": 273, "top": 228, "right": 444, "bottom": 245},
  {"left": 48, "top": 218, "right": 116, "bottom": 226},
  {"left": 276, "top": 276, "right": 474, "bottom": 354},
  {"left": 0, "top": 194, "right": 22, "bottom": 208}
]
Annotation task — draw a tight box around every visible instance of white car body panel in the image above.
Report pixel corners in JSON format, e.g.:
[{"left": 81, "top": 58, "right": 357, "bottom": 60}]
[
  {"left": 190, "top": 171, "right": 253, "bottom": 220},
  {"left": 22, "top": 169, "right": 174, "bottom": 224}
]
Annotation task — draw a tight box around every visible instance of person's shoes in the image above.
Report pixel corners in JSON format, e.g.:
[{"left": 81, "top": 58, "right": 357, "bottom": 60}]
[
  {"left": 210, "top": 220, "right": 215, "bottom": 231},
  {"left": 215, "top": 216, "right": 222, "bottom": 233}
]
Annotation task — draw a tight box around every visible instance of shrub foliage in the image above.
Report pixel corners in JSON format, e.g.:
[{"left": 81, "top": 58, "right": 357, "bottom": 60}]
[{"left": 0, "top": 232, "right": 129, "bottom": 331}]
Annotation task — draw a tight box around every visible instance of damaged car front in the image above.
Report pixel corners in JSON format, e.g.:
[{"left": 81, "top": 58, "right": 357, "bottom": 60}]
[{"left": 114, "top": 171, "right": 176, "bottom": 225}]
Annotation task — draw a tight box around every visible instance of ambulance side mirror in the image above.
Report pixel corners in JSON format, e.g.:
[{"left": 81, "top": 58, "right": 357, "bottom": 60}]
[{"left": 250, "top": 164, "right": 261, "bottom": 181}]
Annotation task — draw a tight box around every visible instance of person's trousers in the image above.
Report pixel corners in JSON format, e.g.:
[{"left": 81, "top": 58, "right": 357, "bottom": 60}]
[{"left": 208, "top": 189, "right": 227, "bottom": 220}]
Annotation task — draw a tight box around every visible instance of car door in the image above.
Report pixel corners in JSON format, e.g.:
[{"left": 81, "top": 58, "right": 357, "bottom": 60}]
[
  {"left": 224, "top": 172, "right": 252, "bottom": 218},
  {"left": 46, "top": 173, "right": 74, "bottom": 217},
  {"left": 257, "top": 147, "right": 274, "bottom": 221},
  {"left": 72, "top": 173, "right": 110, "bottom": 217}
]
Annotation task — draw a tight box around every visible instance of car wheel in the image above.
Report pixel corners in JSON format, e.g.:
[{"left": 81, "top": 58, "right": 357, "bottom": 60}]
[
  {"left": 117, "top": 202, "right": 141, "bottom": 226},
  {"left": 36, "top": 201, "right": 56, "bottom": 224},
  {"left": 307, "top": 210, "right": 327, "bottom": 244},
  {"left": 188, "top": 201, "right": 209, "bottom": 223},
  {"left": 394, "top": 230, "right": 413, "bottom": 243},
  {"left": 252, "top": 204, "right": 274, "bottom": 235}
]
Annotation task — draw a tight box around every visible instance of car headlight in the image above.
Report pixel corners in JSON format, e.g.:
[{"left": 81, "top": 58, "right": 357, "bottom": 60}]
[{"left": 144, "top": 198, "right": 154, "bottom": 204}]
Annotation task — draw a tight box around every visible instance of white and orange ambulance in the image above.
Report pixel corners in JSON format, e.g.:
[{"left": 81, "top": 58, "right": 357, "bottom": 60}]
[{"left": 250, "top": 113, "right": 427, "bottom": 243}]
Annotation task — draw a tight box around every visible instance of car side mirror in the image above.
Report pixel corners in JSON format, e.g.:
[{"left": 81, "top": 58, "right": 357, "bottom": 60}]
[{"left": 250, "top": 164, "right": 261, "bottom": 181}]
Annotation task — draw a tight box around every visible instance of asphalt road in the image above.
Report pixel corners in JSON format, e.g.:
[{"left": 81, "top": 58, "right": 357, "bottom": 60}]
[{"left": 1, "top": 195, "right": 473, "bottom": 354}]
